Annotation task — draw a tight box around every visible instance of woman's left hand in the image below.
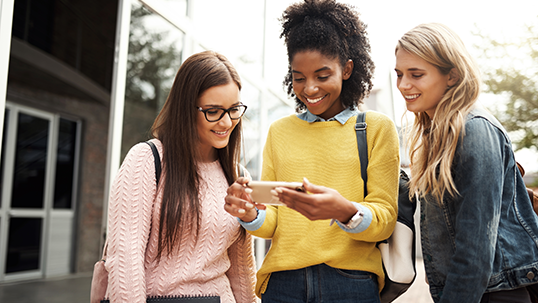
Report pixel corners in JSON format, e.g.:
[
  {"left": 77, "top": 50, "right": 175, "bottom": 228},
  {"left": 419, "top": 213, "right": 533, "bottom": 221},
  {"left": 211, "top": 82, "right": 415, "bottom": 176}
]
[
  {"left": 224, "top": 177, "right": 266, "bottom": 222},
  {"left": 275, "top": 178, "right": 357, "bottom": 222}
]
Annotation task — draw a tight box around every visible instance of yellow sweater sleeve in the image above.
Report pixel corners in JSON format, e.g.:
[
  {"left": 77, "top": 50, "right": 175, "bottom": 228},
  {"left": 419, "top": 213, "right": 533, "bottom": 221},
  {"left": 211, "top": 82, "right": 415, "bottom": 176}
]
[{"left": 248, "top": 112, "right": 400, "bottom": 297}]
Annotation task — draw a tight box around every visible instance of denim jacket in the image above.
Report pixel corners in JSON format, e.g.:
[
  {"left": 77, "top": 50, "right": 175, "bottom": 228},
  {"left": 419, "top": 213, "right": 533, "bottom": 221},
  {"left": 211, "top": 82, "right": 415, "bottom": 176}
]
[{"left": 420, "top": 104, "right": 538, "bottom": 303}]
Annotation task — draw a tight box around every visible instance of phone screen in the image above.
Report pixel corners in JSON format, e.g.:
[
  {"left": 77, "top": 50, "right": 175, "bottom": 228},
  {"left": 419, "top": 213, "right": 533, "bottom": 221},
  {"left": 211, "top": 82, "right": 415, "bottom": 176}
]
[{"left": 247, "top": 181, "right": 304, "bottom": 205}]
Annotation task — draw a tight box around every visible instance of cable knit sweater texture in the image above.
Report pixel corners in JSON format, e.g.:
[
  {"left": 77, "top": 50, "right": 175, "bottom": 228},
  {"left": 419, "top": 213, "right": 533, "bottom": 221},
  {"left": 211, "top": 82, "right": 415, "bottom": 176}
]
[
  {"left": 251, "top": 112, "right": 400, "bottom": 296},
  {"left": 105, "top": 139, "right": 256, "bottom": 303}
]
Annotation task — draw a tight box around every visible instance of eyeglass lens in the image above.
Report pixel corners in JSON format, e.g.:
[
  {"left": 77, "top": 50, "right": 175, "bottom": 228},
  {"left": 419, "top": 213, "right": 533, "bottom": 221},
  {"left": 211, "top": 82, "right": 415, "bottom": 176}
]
[{"left": 205, "top": 106, "right": 246, "bottom": 122}]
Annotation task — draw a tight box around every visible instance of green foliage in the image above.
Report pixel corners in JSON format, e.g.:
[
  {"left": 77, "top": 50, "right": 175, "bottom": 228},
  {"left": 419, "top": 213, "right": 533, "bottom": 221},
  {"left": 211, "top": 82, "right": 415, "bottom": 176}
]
[
  {"left": 474, "top": 21, "right": 538, "bottom": 150},
  {"left": 125, "top": 5, "right": 182, "bottom": 110},
  {"left": 121, "top": 4, "right": 183, "bottom": 160}
]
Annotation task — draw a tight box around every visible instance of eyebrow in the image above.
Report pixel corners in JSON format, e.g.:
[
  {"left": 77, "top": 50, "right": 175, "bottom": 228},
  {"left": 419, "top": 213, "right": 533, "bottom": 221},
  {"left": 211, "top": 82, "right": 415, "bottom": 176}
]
[
  {"left": 394, "top": 67, "right": 426, "bottom": 72},
  {"left": 201, "top": 102, "right": 242, "bottom": 108},
  {"left": 292, "top": 66, "right": 332, "bottom": 74}
]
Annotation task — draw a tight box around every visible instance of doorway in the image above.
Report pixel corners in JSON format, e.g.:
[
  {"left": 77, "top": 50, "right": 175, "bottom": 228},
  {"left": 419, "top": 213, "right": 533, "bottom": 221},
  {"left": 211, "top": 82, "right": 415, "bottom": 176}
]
[{"left": 0, "top": 103, "right": 80, "bottom": 282}]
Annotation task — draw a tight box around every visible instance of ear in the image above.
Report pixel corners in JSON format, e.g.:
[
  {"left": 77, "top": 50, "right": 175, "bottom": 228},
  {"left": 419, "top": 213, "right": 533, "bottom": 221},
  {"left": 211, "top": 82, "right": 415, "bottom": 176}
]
[
  {"left": 343, "top": 59, "right": 354, "bottom": 80},
  {"left": 447, "top": 68, "right": 459, "bottom": 87}
]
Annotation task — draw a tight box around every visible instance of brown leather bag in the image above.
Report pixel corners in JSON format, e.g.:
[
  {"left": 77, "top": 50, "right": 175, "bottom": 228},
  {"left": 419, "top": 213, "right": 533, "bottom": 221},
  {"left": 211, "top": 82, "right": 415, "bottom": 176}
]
[
  {"left": 517, "top": 162, "right": 538, "bottom": 303},
  {"left": 516, "top": 162, "right": 538, "bottom": 215},
  {"left": 529, "top": 187, "right": 538, "bottom": 216},
  {"left": 90, "top": 241, "right": 108, "bottom": 303}
]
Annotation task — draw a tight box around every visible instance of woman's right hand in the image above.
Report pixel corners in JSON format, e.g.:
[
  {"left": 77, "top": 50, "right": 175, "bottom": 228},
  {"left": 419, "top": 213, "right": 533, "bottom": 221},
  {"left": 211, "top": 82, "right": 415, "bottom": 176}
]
[{"left": 224, "top": 177, "right": 266, "bottom": 222}]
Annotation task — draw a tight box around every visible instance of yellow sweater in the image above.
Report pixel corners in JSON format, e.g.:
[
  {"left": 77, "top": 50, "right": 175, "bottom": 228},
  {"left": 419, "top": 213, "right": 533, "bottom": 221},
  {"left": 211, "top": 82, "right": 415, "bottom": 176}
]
[{"left": 250, "top": 112, "right": 400, "bottom": 297}]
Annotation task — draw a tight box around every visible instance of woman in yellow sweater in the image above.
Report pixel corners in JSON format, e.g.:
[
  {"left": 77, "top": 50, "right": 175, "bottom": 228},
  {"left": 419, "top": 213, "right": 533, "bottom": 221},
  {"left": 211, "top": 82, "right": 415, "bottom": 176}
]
[{"left": 224, "top": 0, "right": 400, "bottom": 301}]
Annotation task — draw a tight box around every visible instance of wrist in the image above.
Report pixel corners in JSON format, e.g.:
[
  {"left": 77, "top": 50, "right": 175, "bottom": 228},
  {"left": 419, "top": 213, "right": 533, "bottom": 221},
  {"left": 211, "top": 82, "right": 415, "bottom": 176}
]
[
  {"left": 338, "top": 203, "right": 364, "bottom": 230},
  {"left": 240, "top": 208, "right": 259, "bottom": 223},
  {"left": 339, "top": 202, "right": 360, "bottom": 223}
]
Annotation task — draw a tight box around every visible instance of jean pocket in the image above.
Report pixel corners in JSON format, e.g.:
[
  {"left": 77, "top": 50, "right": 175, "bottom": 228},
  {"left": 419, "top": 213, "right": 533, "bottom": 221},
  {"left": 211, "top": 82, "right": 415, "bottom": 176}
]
[{"left": 335, "top": 268, "right": 373, "bottom": 280}]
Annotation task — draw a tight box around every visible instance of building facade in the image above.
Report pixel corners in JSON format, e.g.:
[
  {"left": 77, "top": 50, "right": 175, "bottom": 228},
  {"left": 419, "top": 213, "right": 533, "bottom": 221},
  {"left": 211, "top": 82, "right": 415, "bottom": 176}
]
[
  {"left": 0, "top": 0, "right": 302, "bottom": 283},
  {"left": 0, "top": 0, "right": 393, "bottom": 283}
]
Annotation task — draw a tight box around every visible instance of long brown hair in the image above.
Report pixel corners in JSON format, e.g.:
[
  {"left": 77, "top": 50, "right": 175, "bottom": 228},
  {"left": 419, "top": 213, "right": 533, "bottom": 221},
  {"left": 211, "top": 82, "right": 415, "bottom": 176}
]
[
  {"left": 396, "top": 23, "right": 481, "bottom": 203},
  {"left": 151, "top": 50, "right": 243, "bottom": 259}
]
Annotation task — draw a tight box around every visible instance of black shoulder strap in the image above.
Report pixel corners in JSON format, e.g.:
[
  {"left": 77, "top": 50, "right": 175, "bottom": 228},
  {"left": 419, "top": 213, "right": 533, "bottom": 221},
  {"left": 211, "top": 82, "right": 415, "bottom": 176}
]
[
  {"left": 355, "top": 112, "right": 368, "bottom": 197},
  {"left": 145, "top": 140, "right": 161, "bottom": 186}
]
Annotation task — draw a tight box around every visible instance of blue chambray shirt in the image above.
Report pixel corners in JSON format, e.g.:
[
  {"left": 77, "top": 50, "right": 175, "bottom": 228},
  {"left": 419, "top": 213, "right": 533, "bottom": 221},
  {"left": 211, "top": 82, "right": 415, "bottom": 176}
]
[{"left": 239, "top": 108, "right": 373, "bottom": 234}]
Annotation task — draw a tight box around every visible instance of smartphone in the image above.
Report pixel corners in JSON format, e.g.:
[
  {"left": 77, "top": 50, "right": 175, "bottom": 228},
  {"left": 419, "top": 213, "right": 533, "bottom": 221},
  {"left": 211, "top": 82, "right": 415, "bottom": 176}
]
[{"left": 246, "top": 181, "right": 305, "bottom": 205}]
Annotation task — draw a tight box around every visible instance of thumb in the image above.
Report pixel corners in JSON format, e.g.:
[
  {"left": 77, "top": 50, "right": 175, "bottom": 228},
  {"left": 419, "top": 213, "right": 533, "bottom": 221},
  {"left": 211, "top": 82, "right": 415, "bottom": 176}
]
[
  {"left": 255, "top": 203, "right": 267, "bottom": 210},
  {"left": 302, "top": 177, "right": 325, "bottom": 194}
]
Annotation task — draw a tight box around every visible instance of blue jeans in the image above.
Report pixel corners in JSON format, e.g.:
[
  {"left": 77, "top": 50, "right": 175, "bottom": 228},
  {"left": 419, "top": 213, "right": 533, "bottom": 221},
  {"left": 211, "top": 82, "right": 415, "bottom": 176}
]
[
  {"left": 261, "top": 263, "right": 380, "bottom": 303},
  {"left": 480, "top": 287, "right": 531, "bottom": 303}
]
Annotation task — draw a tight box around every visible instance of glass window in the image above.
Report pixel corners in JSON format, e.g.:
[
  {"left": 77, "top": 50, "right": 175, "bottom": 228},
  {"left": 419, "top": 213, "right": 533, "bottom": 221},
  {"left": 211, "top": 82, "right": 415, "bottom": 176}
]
[
  {"left": 11, "top": 0, "right": 117, "bottom": 92},
  {"left": 121, "top": 1, "right": 185, "bottom": 160},
  {"left": 12, "top": 113, "right": 49, "bottom": 209},
  {"left": 239, "top": 81, "right": 294, "bottom": 181},
  {"left": 267, "top": 93, "right": 294, "bottom": 126},
  {"left": 142, "top": 0, "right": 188, "bottom": 21},
  {"left": 6, "top": 218, "right": 43, "bottom": 273},
  {"left": 0, "top": 109, "right": 9, "bottom": 208},
  {"left": 189, "top": 0, "right": 265, "bottom": 78},
  {"left": 53, "top": 119, "right": 78, "bottom": 209},
  {"left": 240, "top": 81, "right": 261, "bottom": 180},
  {"left": 12, "top": 0, "right": 54, "bottom": 52}
]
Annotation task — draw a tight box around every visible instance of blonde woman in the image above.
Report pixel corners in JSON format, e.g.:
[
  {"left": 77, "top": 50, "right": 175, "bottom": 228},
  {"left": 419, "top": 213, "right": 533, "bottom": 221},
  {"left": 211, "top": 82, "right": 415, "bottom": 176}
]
[{"left": 394, "top": 23, "right": 538, "bottom": 303}]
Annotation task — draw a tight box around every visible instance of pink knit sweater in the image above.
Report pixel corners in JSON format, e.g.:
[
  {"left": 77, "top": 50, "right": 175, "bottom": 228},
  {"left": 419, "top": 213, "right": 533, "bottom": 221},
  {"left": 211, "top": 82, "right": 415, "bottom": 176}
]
[{"left": 105, "top": 140, "right": 256, "bottom": 303}]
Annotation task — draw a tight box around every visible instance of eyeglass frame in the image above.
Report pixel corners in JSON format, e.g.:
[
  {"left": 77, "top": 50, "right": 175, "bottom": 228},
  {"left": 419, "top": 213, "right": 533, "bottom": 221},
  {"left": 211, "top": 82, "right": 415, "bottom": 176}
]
[{"left": 196, "top": 104, "right": 248, "bottom": 122}]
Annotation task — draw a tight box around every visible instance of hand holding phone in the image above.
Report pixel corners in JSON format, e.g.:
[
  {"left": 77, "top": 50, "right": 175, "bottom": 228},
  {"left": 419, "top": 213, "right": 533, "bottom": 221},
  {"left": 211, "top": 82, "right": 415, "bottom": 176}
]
[{"left": 246, "top": 181, "right": 305, "bottom": 205}]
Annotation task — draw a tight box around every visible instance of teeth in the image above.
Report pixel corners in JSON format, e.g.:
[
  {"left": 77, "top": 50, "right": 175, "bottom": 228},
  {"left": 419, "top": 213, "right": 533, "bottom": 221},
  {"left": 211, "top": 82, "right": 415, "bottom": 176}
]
[
  {"left": 404, "top": 94, "right": 420, "bottom": 100},
  {"left": 214, "top": 130, "right": 227, "bottom": 135},
  {"left": 306, "top": 96, "right": 324, "bottom": 103}
]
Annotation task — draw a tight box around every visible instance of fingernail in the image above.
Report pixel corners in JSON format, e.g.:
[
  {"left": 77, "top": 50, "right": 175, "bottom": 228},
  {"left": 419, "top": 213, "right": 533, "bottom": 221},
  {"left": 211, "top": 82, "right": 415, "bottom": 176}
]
[
  {"left": 303, "top": 177, "right": 309, "bottom": 183},
  {"left": 270, "top": 189, "right": 278, "bottom": 196},
  {"left": 245, "top": 202, "right": 254, "bottom": 209},
  {"left": 245, "top": 188, "right": 253, "bottom": 194},
  {"left": 238, "top": 209, "right": 245, "bottom": 214},
  {"left": 275, "top": 188, "right": 283, "bottom": 194}
]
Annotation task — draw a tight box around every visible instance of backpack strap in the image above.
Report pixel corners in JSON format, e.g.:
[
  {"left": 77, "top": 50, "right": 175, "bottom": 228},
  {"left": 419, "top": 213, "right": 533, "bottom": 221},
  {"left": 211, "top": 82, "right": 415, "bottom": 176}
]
[
  {"left": 144, "top": 140, "right": 162, "bottom": 186},
  {"left": 355, "top": 112, "right": 368, "bottom": 197}
]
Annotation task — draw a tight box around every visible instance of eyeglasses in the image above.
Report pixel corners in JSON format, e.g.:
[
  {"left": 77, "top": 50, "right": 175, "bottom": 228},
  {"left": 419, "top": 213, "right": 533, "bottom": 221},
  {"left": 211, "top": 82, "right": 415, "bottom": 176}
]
[{"left": 196, "top": 104, "right": 248, "bottom": 122}]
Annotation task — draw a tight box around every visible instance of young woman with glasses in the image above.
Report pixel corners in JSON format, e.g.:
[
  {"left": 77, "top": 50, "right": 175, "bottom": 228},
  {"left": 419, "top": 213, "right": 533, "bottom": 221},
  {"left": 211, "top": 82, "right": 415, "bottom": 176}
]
[{"left": 103, "top": 50, "right": 256, "bottom": 303}]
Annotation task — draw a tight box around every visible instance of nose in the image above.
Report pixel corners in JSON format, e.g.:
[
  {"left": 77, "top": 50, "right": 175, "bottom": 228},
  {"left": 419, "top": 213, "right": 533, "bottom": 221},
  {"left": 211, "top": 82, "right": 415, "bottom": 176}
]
[
  {"left": 304, "top": 79, "right": 319, "bottom": 96},
  {"left": 398, "top": 76, "right": 412, "bottom": 91},
  {"left": 218, "top": 111, "right": 233, "bottom": 128}
]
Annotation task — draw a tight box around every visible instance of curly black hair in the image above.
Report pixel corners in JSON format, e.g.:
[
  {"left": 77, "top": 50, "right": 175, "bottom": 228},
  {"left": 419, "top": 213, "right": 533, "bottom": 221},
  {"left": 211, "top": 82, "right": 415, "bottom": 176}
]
[{"left": 280, "top": 0, "right": 375, "bottom": 112}]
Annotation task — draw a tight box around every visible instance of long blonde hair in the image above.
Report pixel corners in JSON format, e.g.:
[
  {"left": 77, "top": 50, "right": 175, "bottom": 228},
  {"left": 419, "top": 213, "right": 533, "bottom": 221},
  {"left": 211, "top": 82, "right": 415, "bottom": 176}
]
[{"left": 396, "top": 23, "right": 481, "bottom": 202}]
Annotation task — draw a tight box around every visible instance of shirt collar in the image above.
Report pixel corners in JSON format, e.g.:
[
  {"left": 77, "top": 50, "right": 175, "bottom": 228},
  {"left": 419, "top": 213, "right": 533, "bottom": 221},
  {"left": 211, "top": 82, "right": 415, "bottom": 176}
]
[{"left": 297, "top": 107, "right": 358, "bottom": 125}]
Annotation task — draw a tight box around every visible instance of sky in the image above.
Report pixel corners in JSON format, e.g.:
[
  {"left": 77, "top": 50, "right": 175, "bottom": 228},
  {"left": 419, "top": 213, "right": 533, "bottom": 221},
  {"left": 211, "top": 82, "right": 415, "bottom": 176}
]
[{"left": 191, "top": 0, "right": 538, "bottom": 173}]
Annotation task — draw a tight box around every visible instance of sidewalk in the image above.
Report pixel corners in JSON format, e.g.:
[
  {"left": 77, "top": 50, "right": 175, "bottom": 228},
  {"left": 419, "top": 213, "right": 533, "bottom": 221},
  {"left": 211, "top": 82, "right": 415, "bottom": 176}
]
[
  {"left": 0, "top": 259, "right": 433, "bottom": 302},
  {"left": 0, "top": 272, "right": 92, "bottom": 303}
]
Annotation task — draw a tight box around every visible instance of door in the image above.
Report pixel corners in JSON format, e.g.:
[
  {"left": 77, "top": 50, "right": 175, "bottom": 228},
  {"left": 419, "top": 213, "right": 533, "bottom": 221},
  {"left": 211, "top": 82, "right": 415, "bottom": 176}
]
[{"left": 0, "top": 103, "right": 80, "bottom": 282}]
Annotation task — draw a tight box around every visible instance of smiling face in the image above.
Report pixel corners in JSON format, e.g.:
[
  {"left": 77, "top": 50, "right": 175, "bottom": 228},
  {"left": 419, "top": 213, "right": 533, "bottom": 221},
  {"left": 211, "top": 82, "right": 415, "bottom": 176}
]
[
  {"left": 395, "top": 49, "right": 456, "bottom": 118},
  {"left": 196, "top": 82, "right": 241, "bottom": 162},
  {"left": 291, "top": 50, "right": 353, "bottom": 120}
]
